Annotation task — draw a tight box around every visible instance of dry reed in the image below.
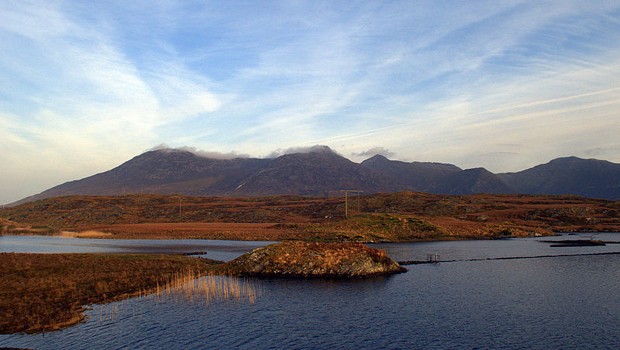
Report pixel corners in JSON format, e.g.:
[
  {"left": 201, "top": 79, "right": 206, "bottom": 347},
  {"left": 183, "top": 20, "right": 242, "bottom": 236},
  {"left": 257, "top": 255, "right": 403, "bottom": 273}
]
[
  {"left": 148, "top": 271, "right": 260, "bottom": 305},
  {"left": 91, "top": 271, "right": 261, "bottom": 324}
]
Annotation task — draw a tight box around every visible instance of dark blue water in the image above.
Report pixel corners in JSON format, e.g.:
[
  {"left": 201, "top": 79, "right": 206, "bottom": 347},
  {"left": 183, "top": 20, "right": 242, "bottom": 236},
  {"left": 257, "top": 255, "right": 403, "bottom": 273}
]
[
  {"left": 0, "top": 235, "right": 274, "bottom": 261},
  {"left": 1, "top": 233, "right": 619, "bottom": 349}
]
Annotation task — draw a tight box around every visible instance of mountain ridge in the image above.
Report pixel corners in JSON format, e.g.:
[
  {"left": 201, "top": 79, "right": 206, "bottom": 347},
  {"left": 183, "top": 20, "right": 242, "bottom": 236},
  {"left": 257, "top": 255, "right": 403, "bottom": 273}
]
[{"left": 12, "top": 147, "right": 620, "bottom": 204}]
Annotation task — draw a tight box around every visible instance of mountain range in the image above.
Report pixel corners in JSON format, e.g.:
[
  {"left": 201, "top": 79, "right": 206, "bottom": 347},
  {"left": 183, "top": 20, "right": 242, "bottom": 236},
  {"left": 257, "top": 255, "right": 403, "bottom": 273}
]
[{"left": 14, "top": 146, "right": 620, "bottom": 204}]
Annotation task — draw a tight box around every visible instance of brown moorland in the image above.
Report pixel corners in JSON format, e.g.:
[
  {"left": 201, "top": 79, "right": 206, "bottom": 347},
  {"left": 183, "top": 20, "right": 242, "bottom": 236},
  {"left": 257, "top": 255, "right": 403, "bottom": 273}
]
[
  {"left": 0, "top": 253, "right": 218, "bottom": 334},
  {"left": 2, "top": 192, "right": 620, "bottom": 241}
]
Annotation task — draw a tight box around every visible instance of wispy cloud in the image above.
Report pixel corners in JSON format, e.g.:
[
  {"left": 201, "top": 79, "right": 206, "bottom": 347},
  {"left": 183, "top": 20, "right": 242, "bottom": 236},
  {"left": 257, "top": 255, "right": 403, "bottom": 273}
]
[
  {"left": 1, "top": 0, "right": 620, "bottom": 203},
  {"left": 0, "top": 0, "right": 227, "bottom": 202},
  {"left": 352, "top": 147, "right": 395, "bottom": 160}
]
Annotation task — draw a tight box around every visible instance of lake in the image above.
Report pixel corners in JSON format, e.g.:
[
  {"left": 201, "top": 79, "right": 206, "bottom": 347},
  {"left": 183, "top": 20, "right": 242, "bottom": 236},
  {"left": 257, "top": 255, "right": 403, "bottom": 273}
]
[
  {"left": 1, "top": 233, "right": 619, "bottom": 349},
  {"left": 0, "top": 235, "right": 275, "bottom": 261}
]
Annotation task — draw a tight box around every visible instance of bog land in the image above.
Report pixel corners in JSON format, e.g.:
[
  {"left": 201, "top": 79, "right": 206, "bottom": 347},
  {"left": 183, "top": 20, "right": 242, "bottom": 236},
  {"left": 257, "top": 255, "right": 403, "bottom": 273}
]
[{"left": 2, "top": 192, "right": 620, "bottom": 241}]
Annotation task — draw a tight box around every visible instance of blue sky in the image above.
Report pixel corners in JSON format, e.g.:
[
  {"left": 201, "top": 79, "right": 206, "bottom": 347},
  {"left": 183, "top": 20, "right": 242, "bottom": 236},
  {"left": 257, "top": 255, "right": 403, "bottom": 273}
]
[{"left": 1, "top": 1, "right": 620, "bottom": 204}]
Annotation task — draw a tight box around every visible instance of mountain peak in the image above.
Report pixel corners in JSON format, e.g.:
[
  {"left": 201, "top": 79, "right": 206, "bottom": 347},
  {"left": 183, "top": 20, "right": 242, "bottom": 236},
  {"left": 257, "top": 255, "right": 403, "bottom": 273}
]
[
  {"left": 547, "top": 156, "right": 583, "bottom": 164},
  {"left": 365, "top": 154, "right": 390, "bottom": 162},
  {"left": 310, "top": 145, "right": 334, "bottom": 153},
  {"left": 11, "top": 149, "right": 620, "bottom": 205},
  {"left": 290, "top": 145, "right": 336, "bottom": 155}
]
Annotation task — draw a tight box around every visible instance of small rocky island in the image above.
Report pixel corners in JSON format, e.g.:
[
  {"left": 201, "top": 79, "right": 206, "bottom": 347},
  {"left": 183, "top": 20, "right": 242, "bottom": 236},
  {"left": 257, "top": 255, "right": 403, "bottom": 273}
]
[{"left": 220, "top": 241, "right": 406, "bottom": 278}]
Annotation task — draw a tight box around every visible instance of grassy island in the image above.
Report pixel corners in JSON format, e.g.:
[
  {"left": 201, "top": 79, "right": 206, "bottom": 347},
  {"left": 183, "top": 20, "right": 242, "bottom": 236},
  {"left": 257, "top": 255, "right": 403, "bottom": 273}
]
[{"left": 219, "top": 241, "right": 406, "bottom": 278}]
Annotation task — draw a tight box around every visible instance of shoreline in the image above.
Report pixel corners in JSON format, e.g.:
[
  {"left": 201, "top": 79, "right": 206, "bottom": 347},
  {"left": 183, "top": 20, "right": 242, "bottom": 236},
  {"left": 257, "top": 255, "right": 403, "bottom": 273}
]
[
  {"left": 0, "top": 231, "right": 555, "bottom": 243},
  {"left": 0, "top": 253, "right": 220, "bottom": 334},
  {"left": 3, "top": 232, "right": 619, "bottom": 335},
  {"left": 0, "top": 224, "right": 559, "bottom": 243}
]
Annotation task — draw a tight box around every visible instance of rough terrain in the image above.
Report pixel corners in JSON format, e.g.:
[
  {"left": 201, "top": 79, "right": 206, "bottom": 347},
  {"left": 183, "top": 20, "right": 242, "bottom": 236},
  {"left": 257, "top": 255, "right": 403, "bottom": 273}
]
[
  {"left": 219, "top": 241, "right": 406, "bottom": 278},
  {"left": 3, "top": 192, "right": 619, "bottom": 242}
]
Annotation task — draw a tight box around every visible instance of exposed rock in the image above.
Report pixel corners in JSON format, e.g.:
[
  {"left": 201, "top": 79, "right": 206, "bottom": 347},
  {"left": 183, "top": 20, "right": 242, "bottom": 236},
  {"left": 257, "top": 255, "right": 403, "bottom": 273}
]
[{"left": 220, "top": 241, "right": 406, "bottom": 278}]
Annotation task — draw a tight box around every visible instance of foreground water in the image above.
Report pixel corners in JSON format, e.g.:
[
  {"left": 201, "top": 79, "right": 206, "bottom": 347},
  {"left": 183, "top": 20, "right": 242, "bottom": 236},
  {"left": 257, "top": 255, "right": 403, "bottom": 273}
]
[{"left": 1, "top": 233, "right": 619, "bottom": 349}]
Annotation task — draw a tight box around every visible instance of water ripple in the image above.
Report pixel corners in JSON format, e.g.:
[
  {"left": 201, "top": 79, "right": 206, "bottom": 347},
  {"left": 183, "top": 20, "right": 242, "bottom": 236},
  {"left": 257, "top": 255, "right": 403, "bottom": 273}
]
[{"left": 2, "top": 237, "right": 619, "bottom": 349}]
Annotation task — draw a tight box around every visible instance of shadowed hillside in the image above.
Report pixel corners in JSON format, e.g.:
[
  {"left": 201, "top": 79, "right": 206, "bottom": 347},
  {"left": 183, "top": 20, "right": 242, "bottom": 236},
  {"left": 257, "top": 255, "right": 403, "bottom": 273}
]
[
  {"left": 498, "top": 157, "right": 620, "bottom": 199},
  {"left": 12, "top": 147, "right": 620, "bottom": 205}
]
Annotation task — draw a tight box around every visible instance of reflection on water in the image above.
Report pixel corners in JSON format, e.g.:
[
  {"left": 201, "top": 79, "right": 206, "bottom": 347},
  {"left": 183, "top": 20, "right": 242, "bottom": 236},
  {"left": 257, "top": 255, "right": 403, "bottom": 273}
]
[
  {"left": 94, "top": 274, "right": 260, "bottom": 325},
  {"left": 1, "top": 233, "right": 619, "bottom": 349},
  {"left": 152, "top": 273, "right": 260, "bottom": 305}
]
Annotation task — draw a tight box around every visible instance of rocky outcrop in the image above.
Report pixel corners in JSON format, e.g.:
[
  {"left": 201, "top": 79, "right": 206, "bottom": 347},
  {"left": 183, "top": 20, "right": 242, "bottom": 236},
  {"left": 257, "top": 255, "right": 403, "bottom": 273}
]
[{"left": 220, "top": 241, "right": 406, "bottom": 278}]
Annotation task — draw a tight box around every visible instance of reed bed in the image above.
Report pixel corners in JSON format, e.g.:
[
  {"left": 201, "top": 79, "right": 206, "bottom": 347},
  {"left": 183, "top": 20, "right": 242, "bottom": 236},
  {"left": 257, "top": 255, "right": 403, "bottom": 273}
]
[
  {"left": 149, "top": 271, "right": 260, "bottom": 305},
  {"left": 91, "top": 272, "right": 260, "bottom": 325}
]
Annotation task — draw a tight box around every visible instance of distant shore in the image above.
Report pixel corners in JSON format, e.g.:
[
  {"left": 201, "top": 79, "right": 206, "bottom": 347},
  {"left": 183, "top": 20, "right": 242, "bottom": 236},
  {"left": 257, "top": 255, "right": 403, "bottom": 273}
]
[
  {"left": 0, "top": 221, "right": 554, "bottom": 242},
  {"left": 3, "top": 192, "right": 620, "bottom": 242}
]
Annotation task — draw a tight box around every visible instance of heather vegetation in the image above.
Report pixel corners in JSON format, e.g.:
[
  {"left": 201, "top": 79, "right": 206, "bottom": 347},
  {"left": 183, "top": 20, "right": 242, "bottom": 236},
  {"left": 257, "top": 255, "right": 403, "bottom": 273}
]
[{"left": 3, "top": 192, "right": 619, "bottom": 241}]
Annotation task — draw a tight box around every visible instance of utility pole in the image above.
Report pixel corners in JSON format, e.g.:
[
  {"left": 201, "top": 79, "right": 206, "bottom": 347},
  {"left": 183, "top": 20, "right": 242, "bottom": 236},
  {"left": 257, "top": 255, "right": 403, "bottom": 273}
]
[{"left": 339, "top": 190, "right": 363, "bottom": 219}]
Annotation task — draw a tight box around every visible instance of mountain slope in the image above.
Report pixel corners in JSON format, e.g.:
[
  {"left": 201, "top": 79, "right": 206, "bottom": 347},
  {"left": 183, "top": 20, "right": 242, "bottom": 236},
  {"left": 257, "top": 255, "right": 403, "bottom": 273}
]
[
  {"left": 15, "top": 147, "right": 393, "bottom": 203},
  {"left": 11, "top": 148, "right": 620, "bottom": 204},
  {"left": 437, "top": 167, "right": 513, "bottom": 195},
  {"left": 360, "top": 155, "right": 461, "bottom": 192},
  {"left": 233, "top": 147, "right": 392, "bottom": 195},
  {"left": 16, "top": 149, "right": 269, "bottom": 203},
  {"left": 498, "top": 157, "right": 620, "bottom": 199}
]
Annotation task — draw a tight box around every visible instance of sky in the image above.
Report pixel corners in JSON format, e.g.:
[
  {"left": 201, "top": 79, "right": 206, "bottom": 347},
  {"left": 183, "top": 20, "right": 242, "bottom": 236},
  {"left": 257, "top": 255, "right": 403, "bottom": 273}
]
[{"left": 1, "top": 1, "right": 620, "bottom": 204}]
